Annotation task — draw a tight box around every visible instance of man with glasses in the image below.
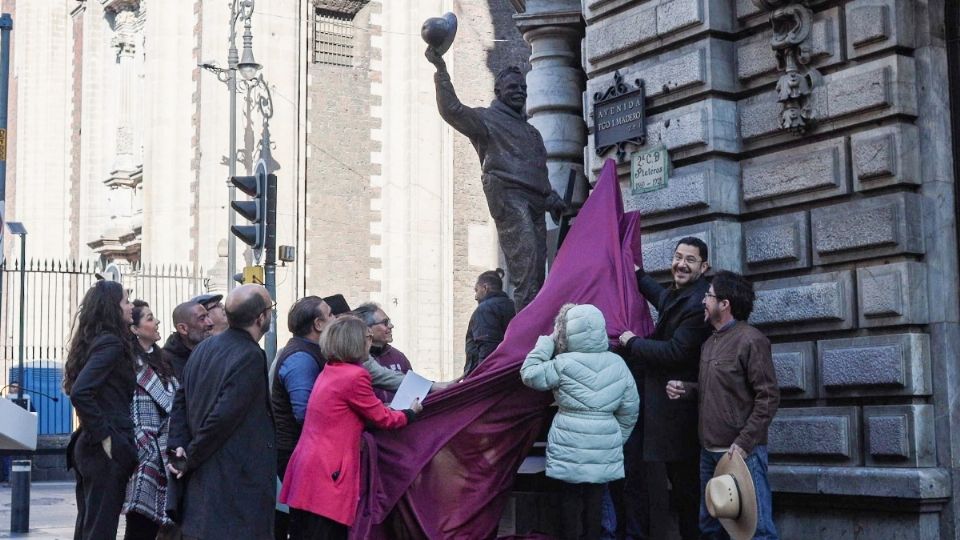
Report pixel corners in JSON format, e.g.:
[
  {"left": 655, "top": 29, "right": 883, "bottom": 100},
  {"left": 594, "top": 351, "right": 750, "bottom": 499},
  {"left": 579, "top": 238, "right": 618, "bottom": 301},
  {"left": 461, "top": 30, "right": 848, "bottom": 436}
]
[
  {"left": 615, "top": 237, "right": 713, "bottom": 540},
  {"left": 352, "top": 303, "right": 413, "bottom": 403}
]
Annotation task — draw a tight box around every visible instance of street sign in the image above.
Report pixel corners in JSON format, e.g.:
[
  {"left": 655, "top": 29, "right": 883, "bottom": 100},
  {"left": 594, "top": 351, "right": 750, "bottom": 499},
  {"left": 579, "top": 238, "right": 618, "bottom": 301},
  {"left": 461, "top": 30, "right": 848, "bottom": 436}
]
[
  {"left": 243, "top": 265, "right": 264, "bottom": 285},
  {"left": 630, "top": 146, "right": 670, "bottom": 194},
  {"left": 592, "top": 70, "right": 646, "bottom": 160}
]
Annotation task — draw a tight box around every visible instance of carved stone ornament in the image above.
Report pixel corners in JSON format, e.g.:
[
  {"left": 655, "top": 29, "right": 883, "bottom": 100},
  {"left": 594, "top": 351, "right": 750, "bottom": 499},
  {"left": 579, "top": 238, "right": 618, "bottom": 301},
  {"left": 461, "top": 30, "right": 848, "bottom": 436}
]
[{"left": 753, "top": 0, "right": 820, "bottom": 134}]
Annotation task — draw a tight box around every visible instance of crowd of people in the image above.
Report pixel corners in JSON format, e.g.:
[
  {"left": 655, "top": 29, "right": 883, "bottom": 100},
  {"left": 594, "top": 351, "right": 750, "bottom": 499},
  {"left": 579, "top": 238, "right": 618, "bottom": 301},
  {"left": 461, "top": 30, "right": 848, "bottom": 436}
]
[{"left": 62, "top": 236, "right": 779, "bottom": 540}]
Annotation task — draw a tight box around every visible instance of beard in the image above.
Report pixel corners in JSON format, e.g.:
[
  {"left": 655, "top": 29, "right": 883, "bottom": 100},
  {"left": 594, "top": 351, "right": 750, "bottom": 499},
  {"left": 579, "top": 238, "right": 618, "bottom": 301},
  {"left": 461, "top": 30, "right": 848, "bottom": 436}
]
[{"left": 259, "top": 312, "right": 272, "bottom": 334}]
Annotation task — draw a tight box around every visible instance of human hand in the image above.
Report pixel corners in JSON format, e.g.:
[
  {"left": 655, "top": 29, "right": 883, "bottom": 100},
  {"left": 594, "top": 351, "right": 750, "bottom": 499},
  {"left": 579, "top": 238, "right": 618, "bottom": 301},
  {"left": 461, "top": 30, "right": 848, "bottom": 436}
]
[
  {"left": 410, "top": 398, "right": 424, "bottom": 414},
  {"left": 424, "top": 47, "right": 446, "bottom": 70},
  {"left": 166, "top": 447, "right": 187, "bottom": 478},
  {"left": 546, "top": 190, "right": 568, "bottom": 224},
  {"left": 665, "top": 380, "right": 686, "bottom": 400},
  {"left": 101, "top": 436, "right": 112, "bottom": 459},
  {"left": 618, "top": 331, "right": 636, "bottom": 347},
  {"left": 430, "top": 381, "right": 451, "bottom": 393},
  {"left": 728, "top": 443, "right": 747, "bottom": 460}
]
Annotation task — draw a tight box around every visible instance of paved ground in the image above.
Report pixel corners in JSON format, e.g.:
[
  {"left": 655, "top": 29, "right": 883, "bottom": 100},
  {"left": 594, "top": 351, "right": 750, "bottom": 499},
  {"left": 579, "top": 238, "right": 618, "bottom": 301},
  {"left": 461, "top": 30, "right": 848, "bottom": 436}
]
[{"left": 0, "top": 481, "right": 118, "bottom": 539}]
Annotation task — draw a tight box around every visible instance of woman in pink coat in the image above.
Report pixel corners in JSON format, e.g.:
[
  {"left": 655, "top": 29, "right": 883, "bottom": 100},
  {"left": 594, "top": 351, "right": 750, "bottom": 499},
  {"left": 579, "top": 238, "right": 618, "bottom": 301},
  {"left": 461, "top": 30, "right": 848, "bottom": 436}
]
[{"left": 280, "top": 315, "right": 422, "bottom": 540}]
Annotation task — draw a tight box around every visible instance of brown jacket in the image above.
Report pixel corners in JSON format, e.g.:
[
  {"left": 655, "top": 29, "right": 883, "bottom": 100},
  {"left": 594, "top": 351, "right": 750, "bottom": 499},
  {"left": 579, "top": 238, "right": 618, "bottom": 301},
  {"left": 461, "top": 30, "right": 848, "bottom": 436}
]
[{"left": 693, "top": 321, "right": 779, "bottom": 454}]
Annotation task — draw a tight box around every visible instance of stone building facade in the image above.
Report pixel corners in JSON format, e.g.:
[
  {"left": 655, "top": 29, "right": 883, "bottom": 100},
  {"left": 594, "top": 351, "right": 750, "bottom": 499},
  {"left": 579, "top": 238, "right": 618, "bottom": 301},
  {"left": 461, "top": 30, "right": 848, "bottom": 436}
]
[{"left": 514, "top": 0, "right": 960, "bottom": 536}]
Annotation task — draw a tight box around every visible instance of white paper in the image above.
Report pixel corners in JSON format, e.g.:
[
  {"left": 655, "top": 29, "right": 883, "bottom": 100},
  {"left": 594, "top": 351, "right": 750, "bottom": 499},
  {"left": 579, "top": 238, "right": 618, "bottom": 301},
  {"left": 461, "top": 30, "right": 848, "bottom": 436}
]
[{"left": 389, "top": 371, "right": 432, "bottom": 410}]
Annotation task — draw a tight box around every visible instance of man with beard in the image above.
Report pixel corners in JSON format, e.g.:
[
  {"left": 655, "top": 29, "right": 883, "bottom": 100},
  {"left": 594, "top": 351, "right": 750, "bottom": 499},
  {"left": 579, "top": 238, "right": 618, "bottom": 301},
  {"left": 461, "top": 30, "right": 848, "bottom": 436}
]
[
  {"left": 666, "top": 271, "right": 780, "bottom": 540},
  {"left": 271, "top": 296, "right": 333, "bottom": 540},
  {"left": 192, "top": 293, "right": 228, "bottom": 335},
  {"left": 168, "top": 284, "right": 276, "bottom": 540},
  {"left": 616, "top": 237, "right": 712, "bottom": 540},
  {"left": 163, "top": 301, "right": 214, "bottom": 380}
]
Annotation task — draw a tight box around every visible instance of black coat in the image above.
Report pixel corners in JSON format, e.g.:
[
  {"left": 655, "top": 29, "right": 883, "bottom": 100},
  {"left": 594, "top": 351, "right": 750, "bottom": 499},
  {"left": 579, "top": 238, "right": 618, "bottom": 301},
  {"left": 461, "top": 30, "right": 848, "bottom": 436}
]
[
  {"left": 162, "top": 332, "right": 193, "bottom": 381},
  {"left": 464, "top": 290, "right": 516, "bottom": 376},
  {"left": 68, "top": 333, "right": 139, "bottom": 472},
  {"left": 625, "top": 274, "right": 711, "bottom": 461},
  {"left": 169, "top": 328, "right": 276, "bottom": 540}
]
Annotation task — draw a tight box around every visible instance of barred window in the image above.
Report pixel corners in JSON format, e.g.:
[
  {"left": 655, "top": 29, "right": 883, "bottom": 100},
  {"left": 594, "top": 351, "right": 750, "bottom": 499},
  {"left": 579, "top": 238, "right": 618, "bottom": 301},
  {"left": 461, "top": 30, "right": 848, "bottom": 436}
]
[{"left": 314, "top": 9, "right": 354, "bottom": 67}]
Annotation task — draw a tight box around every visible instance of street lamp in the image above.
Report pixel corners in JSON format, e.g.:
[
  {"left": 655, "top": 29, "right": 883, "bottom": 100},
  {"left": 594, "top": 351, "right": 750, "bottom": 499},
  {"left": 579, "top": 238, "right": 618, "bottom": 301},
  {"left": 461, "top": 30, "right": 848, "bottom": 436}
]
[{"left": 199, "top": 0, "right": 261, "bottom": 291}]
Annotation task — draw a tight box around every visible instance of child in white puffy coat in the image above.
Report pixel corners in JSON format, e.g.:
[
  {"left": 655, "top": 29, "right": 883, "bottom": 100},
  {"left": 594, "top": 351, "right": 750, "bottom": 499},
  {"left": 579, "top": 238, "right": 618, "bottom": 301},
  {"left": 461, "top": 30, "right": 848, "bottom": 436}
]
[{"left": 521, "top": 303, "right": 639, "bottom": 540}]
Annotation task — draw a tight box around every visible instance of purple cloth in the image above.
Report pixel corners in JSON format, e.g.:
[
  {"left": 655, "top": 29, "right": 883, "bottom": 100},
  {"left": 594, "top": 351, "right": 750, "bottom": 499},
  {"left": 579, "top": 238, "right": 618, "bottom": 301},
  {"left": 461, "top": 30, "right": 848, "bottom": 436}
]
[{"left": 354, "top": 160, "right": 654, "bottom": 539}]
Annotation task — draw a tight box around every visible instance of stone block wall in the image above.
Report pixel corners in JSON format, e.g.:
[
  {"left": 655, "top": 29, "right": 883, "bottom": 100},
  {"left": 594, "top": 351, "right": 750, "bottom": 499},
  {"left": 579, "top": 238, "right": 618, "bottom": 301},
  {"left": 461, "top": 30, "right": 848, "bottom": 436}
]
[{"left": 577, "top": 0, "right": 960, "bottom": 536}]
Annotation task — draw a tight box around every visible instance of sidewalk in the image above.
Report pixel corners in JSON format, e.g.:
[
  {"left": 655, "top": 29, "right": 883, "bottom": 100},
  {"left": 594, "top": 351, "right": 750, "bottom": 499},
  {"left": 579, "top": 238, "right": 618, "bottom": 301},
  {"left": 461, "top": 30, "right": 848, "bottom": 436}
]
[{"left": 0, "top": 481, "right": 81, "bottom": 539}]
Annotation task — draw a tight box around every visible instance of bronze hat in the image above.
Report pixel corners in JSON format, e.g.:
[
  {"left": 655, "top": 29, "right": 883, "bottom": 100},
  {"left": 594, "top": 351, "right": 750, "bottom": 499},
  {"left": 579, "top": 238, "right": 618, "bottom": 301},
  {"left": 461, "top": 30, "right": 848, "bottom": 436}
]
[{"left": 421, "top": 12, "right": 458, "bottom": 55}]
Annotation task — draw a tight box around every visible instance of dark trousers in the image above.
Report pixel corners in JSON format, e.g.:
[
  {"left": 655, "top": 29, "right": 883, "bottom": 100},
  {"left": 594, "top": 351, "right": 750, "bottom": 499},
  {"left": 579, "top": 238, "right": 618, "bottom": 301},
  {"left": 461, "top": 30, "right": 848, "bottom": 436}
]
[
  {"left": 288, "top": 508, "right": 347, "bottom": 540},
  {"left": 72, "top": 439, "right": 134, "bottom": 540},
  {"left": 124, "top": 511, "right": 160, "bottom": 540},
  {"left": 275, "top": 450, "right": 293, "bottom": 540},
  {"left": 482, "top": 174, "right": 547, "bottom": 311},
  {"left": 623, "top": 431, "right": 700, "bottom": 540},
  {"left": 558, "top": 481, "right": 605, "bottom": 540}
]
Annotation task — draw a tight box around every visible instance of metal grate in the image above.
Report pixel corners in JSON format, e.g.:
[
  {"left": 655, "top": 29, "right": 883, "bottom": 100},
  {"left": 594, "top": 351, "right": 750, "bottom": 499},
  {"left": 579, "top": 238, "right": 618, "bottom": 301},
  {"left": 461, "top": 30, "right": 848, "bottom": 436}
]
[{"left": 314, "top": 9, "right": 354, "bottom": 67}]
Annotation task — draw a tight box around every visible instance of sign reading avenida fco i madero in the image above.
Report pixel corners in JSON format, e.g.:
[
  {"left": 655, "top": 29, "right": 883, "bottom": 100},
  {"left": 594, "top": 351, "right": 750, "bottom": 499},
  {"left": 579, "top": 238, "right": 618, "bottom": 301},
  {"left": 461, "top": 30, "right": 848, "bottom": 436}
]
[{"left": 593, "top": 70, "right": 646, "bottom": 161}]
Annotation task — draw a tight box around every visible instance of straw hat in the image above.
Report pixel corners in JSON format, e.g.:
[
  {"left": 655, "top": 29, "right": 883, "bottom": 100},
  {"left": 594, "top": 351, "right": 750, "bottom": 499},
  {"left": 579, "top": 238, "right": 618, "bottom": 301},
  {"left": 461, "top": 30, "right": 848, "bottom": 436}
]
[{"left": 705, "top": 452, "right": 758, "bottom": 540}]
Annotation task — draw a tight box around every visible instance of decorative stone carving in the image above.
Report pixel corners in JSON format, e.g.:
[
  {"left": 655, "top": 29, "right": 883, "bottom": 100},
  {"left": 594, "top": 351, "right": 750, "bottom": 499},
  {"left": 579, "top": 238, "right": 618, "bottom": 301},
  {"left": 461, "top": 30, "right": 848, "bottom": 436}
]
[{"left": 752, "top": 0, "right": 820, "bottom": 134}]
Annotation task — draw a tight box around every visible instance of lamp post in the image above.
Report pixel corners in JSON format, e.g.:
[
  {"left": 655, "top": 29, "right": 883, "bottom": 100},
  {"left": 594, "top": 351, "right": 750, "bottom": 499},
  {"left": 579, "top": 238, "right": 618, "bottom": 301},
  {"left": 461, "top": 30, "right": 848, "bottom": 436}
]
[{"left": 200, "top": 0, "right": 261, "bottom": 292}]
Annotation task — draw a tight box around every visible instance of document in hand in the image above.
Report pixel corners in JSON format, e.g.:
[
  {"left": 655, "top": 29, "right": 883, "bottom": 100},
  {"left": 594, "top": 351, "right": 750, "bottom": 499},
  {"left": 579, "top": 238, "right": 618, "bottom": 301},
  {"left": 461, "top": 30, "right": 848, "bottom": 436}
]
[{"left": 389, "top": 371, "right": 432, "bottom": 410}]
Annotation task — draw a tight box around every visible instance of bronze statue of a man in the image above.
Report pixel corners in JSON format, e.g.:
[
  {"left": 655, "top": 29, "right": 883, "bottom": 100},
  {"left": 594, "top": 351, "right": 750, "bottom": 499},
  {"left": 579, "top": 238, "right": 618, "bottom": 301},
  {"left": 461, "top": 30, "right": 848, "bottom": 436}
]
[{"left": 426, "top": 48, "right": 565, "bottom": 311}]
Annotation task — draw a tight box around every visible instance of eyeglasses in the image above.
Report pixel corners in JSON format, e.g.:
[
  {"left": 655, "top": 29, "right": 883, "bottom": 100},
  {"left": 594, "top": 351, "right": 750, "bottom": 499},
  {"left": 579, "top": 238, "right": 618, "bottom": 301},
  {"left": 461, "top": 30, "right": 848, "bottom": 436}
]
[
  {"left": 704, "top": 292, "right": 717, "bottom": 298},
  {"left": 262, "top": 302, "right": 277, "bottom": 315},
  {"left": 368, "top": 318, "right": 391, "bottom": 327},
  {"left": 673, "top": 253, "right": 703, "bottom": 265}
]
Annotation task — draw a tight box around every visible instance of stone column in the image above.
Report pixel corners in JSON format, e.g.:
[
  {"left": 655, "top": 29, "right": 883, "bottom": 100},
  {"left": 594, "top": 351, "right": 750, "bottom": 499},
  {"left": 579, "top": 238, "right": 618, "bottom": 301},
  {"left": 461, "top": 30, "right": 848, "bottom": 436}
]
[
  {"left": 110, "top": 2, "right": 139, "bottom": 176},
  {"left": 514, "top": 2, "right": 587, "bottom": 218}
]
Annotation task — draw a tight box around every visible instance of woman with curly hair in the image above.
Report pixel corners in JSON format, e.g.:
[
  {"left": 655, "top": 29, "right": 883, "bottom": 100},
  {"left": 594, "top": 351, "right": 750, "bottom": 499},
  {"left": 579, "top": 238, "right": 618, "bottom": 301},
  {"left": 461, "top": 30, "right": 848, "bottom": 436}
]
[
  {"left": 520, "top": 303, "right": 640, "bottom": 540},
  {"left": 122, "top": 299, "right": 179, "bottom": 539},
  {"left": 64, "top": 280, "right": 139, "bottom": 539}
]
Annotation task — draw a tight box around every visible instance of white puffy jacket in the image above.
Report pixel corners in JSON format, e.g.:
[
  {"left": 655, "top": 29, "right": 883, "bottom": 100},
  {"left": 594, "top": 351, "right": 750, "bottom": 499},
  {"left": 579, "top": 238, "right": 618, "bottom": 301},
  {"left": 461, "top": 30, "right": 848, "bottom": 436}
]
[{"left": 520, "top": 304, "right": 640, "bottom": 484}]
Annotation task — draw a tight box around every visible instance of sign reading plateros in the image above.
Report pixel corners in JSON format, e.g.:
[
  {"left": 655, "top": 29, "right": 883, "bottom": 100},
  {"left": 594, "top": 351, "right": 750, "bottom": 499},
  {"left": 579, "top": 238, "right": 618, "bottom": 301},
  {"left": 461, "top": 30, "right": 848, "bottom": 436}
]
[
  {"left": 593, "top": 70, "right": 646, "bottom": 160},
  {"left": 630, "top": 145, "right": 670, "bottom": 193}
]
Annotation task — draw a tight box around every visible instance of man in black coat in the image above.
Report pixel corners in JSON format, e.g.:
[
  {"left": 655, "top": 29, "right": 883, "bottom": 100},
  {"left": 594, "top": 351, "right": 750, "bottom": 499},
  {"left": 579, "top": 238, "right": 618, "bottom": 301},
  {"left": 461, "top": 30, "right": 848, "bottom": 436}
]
[
  {"left": 162, "top": 301, "right": 214, "bottom": 380},
  {"left": 617, "top": 237, "right": 712, "bottom": 540},
  {"left": 168, "top": 284, "right": 276, "bottom": 540},
  {"left": 464, "top": 268, "right": 516, "bottom": 376}
]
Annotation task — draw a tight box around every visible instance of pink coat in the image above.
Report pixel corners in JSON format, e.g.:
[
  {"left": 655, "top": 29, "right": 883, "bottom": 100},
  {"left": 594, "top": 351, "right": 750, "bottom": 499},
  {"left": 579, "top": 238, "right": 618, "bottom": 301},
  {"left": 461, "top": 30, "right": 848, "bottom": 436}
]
[{"left": 279, "top": 361, "right": 409, "bottom": 525}]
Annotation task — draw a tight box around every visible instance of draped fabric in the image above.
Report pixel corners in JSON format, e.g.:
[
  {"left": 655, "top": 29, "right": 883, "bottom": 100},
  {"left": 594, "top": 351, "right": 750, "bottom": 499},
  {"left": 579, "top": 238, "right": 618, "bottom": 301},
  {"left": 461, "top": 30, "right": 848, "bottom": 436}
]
[{"left": 354, "top": 159, "right": 655, "bottom": 539}]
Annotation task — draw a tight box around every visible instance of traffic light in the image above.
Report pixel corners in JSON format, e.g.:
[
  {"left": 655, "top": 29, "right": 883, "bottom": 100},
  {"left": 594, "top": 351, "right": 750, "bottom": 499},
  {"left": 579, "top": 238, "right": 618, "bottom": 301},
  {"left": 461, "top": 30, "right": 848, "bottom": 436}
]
[{"left": 230, "top": 167, "right": 267, "bottom": 254}]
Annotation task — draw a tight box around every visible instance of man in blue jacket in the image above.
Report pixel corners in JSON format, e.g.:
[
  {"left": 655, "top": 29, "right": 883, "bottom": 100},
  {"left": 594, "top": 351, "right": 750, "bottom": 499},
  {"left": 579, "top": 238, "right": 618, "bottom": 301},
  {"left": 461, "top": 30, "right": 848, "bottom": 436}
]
[{"left": 617, "top": 237, "right": 713, "bottom": 540}]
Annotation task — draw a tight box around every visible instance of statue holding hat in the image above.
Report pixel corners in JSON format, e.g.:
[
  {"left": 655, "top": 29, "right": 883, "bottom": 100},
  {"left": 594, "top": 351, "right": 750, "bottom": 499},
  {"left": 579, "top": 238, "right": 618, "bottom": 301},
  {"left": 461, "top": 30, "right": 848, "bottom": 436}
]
[{"left": 422, "top": 12, "right": 567, "bottom": 311}]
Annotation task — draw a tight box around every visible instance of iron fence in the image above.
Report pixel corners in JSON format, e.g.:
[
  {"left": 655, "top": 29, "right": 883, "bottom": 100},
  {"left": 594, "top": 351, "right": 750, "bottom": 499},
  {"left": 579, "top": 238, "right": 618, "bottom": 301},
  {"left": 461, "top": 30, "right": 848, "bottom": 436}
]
[{"left": 0, "top": 259, "right": 206, "bottom": 434}]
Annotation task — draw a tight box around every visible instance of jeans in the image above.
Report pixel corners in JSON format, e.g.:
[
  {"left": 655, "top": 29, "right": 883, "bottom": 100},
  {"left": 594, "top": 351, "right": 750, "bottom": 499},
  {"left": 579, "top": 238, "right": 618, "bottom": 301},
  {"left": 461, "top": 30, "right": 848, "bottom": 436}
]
[
  {"left": 600, "top": 484, "right": 617, "bottom": 540},
  {"left": 699, "top": 445, "right": 778, "bottom": 540}
]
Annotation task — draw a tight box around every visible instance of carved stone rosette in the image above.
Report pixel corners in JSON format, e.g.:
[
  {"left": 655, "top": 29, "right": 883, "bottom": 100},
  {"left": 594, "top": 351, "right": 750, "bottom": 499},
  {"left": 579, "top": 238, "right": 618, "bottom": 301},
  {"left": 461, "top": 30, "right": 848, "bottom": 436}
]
[{"left": 753, "top": 0, "right": 820, "bottom": 134}]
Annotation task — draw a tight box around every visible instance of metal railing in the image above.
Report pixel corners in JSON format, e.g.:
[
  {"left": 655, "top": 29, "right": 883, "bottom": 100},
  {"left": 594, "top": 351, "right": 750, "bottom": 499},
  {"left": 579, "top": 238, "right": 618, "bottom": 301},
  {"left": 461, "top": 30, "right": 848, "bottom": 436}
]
[{"left": 0, "top": 259, "right": 205, "bottom": 434}]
